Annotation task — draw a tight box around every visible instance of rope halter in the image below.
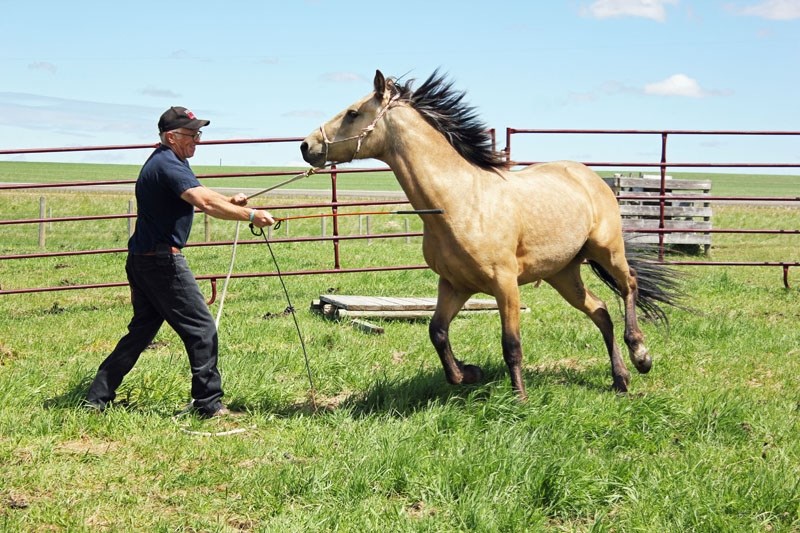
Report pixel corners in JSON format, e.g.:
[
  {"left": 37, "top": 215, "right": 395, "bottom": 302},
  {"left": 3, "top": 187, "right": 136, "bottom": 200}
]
[{"left": 318, "top": 92, "right": 401, "bottom": 164}]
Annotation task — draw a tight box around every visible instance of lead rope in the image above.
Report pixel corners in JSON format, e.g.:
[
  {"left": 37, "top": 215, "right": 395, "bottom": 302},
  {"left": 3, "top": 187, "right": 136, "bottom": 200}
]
[
  {"left": 177, "top": 220, "right": 316, "bottom": 435},
  {"left": 208, "top": 92, "right": 401, "bottom": 420},
  {"left": 214, "top": 166, "right": 324, "bottom": 410},
  {"left": 250, "top": 222, "right": 317, "bottom": 410},
  {"left": 216, "top": 165, "right": 326, "bottom": 329},
  {"left": 214, "top": 220, "right": 241, "bottom": 329}
]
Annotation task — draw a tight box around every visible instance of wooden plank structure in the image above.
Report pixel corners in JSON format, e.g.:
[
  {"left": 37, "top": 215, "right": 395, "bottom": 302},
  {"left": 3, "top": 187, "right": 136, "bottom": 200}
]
[
  {"left": 311, "top": 295, "right": 529, "bottom": 320},
  {"left": 603, "top": 172, "right": 712, "bottom": 253}
]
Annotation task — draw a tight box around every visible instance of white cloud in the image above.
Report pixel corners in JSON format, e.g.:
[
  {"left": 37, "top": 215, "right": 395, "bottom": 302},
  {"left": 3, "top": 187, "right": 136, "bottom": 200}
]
[
  {"left": 566, "top": 91, "right": 598, "bottom": 104},
  {"left": 644, "top": 74, "right": 707, "bottom": 97},
  {"left": 581, "top": 0, "right": 679, "bottom": 21},
  {"left": 139, "top": 86, "right": 181, "bottom": 98},
  {"left": 28, "top": 61, "right": 57, "bottom": 74},
  {"left": 320, "top": 72, "right": 365, "bottom": 83},
  {"left": 0, "top": 92, "right": 158, "bottom": 138},
  {"left": 728, "top": 0, "right": 800, "bottom": 20},
  {"left": 565, "top": 80, "right": 639, "bottom": 104},
  {"left": 169, "top": 49, "right": 191, "bottom": 60}
]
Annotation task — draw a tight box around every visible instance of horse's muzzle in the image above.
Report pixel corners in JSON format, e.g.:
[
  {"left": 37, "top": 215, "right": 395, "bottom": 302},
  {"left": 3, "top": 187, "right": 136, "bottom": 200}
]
[{"left": 300, "top": 140, "right": 326, "bottom": 167}]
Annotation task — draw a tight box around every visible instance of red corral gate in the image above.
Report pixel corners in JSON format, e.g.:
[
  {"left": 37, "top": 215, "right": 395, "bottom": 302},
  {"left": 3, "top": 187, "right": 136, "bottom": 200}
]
[{"left": 1, "top": 129, "right": 798, "bottom": 297}]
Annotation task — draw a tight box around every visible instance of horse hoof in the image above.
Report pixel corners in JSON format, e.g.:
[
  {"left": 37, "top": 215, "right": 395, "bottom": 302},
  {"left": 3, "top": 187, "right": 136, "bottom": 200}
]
[
  {"left": 461, "top": 364, "right": 484, "bottom": 384},
  {"left": 630, "top": 347, "right": 653, "bottom": 374},
  {"left": 633, "top": 356, "right": 652, "bottom": 374},
  {"left": 612, "top": 376, "right": 629, "bottom": 393}
]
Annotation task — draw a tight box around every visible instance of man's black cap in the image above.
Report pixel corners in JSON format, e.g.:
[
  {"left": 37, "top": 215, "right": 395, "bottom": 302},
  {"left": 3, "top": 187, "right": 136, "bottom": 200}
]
[{"left": 158, "top": 106, "right": 210, "bottom": 133}]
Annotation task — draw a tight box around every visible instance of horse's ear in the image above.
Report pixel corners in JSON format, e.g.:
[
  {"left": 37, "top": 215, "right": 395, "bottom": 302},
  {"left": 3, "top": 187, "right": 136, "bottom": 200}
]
[{"left": 373, "top": 70, "right": 386, "bottom": 96}]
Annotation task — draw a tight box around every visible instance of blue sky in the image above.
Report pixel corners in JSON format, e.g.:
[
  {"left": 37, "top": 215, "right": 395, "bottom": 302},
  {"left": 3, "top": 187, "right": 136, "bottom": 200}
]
[{"left": 1, "top": 0, "right": 798, "bottom": 170}]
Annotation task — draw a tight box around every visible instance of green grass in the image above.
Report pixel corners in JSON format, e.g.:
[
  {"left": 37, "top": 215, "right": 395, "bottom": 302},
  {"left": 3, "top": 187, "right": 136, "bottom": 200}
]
[
  {"left": 1, "top": 185, "right": 799, "bottom": 531},
  {"left": 595, "top": 170, "right": 800, "bottom": 198},
  {"left": 0, "top": 161, "right": 401, "bottom": 193}
]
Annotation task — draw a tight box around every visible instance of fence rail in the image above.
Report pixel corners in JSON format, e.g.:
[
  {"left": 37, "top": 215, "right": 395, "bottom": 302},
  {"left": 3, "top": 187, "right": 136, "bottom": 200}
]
[{"left": 1, "top": 129, "right": 798, "bottom": 296}]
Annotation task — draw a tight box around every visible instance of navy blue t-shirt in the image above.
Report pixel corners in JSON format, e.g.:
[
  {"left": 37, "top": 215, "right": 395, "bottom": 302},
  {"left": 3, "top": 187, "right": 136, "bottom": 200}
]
[{"left": 128, "top": 145, "right": 202, "bottom": 254}]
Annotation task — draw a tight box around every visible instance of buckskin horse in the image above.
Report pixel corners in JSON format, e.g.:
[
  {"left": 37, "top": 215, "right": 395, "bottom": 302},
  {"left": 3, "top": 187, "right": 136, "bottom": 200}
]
[{"left": 301, "top": 70, "right": 681, "bottom": 399}]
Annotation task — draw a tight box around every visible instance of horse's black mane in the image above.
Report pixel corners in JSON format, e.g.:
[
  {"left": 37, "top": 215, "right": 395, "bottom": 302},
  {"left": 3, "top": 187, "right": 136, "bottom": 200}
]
[{"left": 390, "top": 70, "right": 509, "bottom": 170}]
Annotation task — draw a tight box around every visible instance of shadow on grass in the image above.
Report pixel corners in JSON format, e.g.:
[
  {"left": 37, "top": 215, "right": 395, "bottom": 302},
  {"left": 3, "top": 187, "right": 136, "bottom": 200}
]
[
  {"left": 43, "top": 375, "right": 95, "bottom": 410},
  {"left": 41, "top": 360, "right": 615, "bottom": 420},
  {"left": 341, "top": 359, "right": 614, "bottom": 419},
  {"left": 43, "top": 375, "right": 147, "bottom": 415}
]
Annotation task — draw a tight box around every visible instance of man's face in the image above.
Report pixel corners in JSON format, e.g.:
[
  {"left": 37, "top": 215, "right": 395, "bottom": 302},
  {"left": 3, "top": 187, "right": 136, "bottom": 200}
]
[{"left": 167, "top": 128, "right": 202, "bottom": 160}]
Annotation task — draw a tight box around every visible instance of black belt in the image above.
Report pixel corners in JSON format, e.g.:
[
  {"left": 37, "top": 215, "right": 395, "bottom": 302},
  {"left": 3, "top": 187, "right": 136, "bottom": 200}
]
[{"left": 139, "top": 246, "right": 181, "bottom": 256}]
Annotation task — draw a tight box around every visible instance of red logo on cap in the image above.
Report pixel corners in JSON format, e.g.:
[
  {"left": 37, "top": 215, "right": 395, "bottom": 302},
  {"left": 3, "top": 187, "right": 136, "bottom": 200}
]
[{"left": 185, "top": 110, "right": 196, "bottom": 119}]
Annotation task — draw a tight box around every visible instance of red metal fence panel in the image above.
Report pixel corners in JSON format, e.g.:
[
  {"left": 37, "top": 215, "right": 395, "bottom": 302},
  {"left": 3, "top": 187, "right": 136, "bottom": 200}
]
[{"left": 1, "top": 130, "right": 798, "bottom": 295}]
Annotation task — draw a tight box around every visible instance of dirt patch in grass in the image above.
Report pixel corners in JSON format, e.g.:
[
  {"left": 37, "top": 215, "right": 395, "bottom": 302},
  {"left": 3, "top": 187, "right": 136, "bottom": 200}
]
[
  {"left": 55, "top": 437, "right": 120, "bottom": 456},
  {"left": 311, "top": 390, "right": 354, "bottom": 412},
  {"left": 0, "top": 343, "right": 15, "bottom": 365}
]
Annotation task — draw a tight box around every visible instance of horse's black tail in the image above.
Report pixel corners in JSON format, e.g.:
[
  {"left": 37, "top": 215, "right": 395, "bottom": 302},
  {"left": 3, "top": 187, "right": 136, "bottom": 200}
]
[{"left": 588, "top": 241, "right": 687, "bottom": 324}]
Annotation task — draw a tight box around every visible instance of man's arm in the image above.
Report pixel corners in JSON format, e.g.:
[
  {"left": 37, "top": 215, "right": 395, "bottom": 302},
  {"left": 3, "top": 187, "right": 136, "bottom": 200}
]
[{"left": 181, "top": 186, "right": 274, "bottom": 227}]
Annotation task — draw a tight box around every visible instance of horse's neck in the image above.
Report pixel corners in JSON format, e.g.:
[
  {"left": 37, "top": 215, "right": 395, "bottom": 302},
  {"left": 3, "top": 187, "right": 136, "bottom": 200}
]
[{"left": 382, "top": 109, "right": 482, "bottom": 210}]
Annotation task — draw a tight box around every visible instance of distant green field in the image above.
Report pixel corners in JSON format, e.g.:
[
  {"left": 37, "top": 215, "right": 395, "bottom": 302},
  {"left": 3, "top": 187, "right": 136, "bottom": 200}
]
[
  {"left": 1, "top": 161, "right": 797, "bottom": 197},
  {"left": 0, "top": 161, "right": 400, "bottom": 193}
]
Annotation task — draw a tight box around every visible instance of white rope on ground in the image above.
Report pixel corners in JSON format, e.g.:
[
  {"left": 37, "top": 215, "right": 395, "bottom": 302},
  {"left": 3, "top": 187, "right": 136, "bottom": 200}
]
[{"left": 171, "top": 406, "right": 255, "bottom": 437}]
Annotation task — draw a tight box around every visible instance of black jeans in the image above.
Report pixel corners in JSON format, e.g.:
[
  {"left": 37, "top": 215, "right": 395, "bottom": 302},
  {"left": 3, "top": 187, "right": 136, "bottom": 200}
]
[{"left": 87, "top": 251, "right": 223, "bottom": 415}]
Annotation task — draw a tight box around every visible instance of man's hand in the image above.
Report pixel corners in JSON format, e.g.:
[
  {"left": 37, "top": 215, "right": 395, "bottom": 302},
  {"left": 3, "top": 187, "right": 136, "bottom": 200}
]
[
  {"left": 250, "top": 210, "right": 275, "bottom": 228},
  {"left": 230, "top": 193, "right": 248, "bottom": 206}
]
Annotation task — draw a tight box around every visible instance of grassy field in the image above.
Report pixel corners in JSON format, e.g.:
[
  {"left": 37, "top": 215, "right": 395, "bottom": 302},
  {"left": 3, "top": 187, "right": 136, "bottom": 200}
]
[
  {"left": 0, "top": 161, "right": 400, "bottom": 193},
  {"left": 0, "top": 183, "right": 799, "bottom": 530}
]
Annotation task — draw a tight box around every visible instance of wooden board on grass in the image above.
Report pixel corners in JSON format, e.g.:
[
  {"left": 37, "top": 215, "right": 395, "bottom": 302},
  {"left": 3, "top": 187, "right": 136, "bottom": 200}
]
[{"left": 311, "top": 295, "right": 529, "bottom": 320}]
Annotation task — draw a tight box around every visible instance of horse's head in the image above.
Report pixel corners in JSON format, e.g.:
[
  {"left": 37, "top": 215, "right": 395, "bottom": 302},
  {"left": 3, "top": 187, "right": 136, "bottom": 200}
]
[{"left": 300, "top": 70, "right": 397, "bottom": 167}]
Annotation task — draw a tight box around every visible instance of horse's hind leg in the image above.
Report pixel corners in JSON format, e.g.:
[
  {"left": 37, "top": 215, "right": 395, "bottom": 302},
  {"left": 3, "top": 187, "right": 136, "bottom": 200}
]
[
  {"left": 429, "top": 277, "right": 483, "bottom": 387},
  {"left": 619, "top": 265, "right": 652, "bottom": 373},
  {"left": 546, "top": 262, "right": 631, "bottom": 392},
  {"left": 585, "top": 242, "right": 652, "bottom": 374}
]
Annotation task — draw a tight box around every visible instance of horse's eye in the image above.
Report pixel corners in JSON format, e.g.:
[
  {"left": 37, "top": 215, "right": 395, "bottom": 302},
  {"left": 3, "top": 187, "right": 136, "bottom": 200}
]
[{"left": 345, "top": 109, "right": 359, "bottom": 119}]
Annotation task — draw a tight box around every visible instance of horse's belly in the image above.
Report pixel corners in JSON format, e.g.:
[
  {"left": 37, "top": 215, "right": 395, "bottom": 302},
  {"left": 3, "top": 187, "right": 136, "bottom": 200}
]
[
  {"left": 421, "top": 194, "right": 593, "bottom": 291},
  {"left": 515, "top": 242, "right": 583, "bottom": 283},
  {"left": 422, "top": 238, "right": 498, "bottom": 292}
]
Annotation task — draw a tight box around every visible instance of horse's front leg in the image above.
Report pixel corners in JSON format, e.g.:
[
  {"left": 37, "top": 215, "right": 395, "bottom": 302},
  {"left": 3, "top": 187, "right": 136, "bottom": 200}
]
[
  {"left": 429, "top": 277, "right": 482, "bottom": 386},
  {"left": 494, "top": 280, "right": 527, "bottom": 401}
]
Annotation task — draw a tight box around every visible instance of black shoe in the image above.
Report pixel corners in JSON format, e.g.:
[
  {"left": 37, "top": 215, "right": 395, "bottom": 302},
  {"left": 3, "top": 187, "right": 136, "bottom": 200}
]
[
  {"left": 204, "top": 404, "right": 245, "bottom": 418},
  {"left": 205, "top": 405, "right": 233, "bottom": 418},
  {"left": 186, "top": 401, "right": 243, "bottom": 419}
]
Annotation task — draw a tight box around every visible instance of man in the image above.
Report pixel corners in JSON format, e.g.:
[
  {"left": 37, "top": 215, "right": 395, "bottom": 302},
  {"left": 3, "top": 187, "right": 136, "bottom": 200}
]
[{"left": 86, "top": 106, "right": 274, "bottom": 418}]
